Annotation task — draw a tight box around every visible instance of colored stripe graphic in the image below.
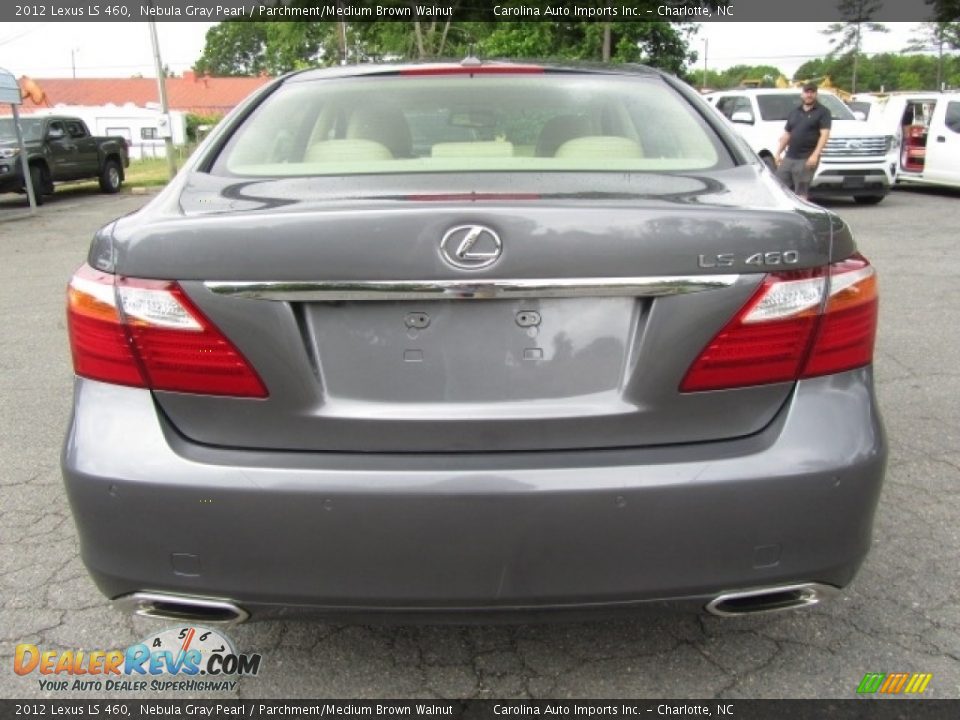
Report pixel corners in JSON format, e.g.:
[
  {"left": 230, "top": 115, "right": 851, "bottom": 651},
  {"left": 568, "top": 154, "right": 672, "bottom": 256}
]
[
  {"left": 857, "top": 673, "right": 885, "bottom": 693},
  {"left": 905, "top": 674, "right": 933, "bottom": 694},
  {"left": 880, "top": 673, "right": 908, "bottom": 693},
  {"left": 857, "top": 672, "right": 932, "bottom": 694}
]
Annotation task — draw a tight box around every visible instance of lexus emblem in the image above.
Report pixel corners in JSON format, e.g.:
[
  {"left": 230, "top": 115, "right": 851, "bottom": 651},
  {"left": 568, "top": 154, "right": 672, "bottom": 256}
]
[{"left": 440, "top": 225, "right": 502, "bottom": 270}]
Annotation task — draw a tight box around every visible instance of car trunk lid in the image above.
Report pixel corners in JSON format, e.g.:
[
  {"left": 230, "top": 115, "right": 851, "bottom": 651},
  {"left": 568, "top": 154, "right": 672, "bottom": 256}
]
[{"left": 109, "top": 175, "right": 831, "bottom": 453}]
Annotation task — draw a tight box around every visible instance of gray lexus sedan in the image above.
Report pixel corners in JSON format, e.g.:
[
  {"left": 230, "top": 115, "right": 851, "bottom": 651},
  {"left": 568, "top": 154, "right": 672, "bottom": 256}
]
[{"left": 62, "top": 61, "right": 886, "bottom": 623}]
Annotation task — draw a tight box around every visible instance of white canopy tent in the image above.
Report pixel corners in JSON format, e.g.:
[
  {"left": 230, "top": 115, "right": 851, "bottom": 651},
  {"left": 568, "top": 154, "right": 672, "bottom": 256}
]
[{"left": 0, "top": 67, "right": 37, "bottom": 213}]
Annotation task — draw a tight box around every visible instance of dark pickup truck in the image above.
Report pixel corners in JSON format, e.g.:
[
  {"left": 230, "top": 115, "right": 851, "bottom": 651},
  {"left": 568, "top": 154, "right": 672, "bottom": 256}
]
[{"left": 0, "top": 115, "right": 129, "bottom": 204}]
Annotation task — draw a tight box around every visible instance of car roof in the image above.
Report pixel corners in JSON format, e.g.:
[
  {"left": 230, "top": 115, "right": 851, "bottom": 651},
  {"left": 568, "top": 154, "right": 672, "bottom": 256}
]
[
  {"left": 287, "top": 59, "right": 667, "bottom": 83},
  {"left": 710, "top": 88, "right": 836, "bottom": 95}
]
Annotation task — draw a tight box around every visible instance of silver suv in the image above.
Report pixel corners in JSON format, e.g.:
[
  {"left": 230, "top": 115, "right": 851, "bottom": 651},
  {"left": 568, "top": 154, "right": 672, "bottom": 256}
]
[{"left": 62, "top": 62, "right": 886, "bottom": 623}]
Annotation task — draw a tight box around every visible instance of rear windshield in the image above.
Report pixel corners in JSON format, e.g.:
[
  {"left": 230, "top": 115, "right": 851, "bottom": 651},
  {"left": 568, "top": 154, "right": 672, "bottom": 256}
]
[
  {"left": 846, "top": 101, "right": 873, "bottom": 119},
  {"left": 212, "top": 74, "right": 729, "bottom": 177},
  {"left": 757, "top": 93, "right": 856, "bottom": 122}
]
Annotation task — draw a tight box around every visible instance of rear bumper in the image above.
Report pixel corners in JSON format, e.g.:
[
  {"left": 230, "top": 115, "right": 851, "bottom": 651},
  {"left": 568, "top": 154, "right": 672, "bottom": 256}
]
[{"left": 62, "top": 370, "right": 886, "bottom": 620}]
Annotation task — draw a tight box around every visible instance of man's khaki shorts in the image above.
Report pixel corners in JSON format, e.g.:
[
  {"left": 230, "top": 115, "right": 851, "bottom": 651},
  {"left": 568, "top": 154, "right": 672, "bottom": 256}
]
[{"left": 776, "top": 156, "right": 816, "bottom": 195}]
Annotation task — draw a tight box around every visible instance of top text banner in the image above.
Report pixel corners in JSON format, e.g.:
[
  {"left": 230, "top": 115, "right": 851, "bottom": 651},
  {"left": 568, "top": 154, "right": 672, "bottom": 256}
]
[{"left": 4, "top": 0, "right": 952, "bottom": 24}]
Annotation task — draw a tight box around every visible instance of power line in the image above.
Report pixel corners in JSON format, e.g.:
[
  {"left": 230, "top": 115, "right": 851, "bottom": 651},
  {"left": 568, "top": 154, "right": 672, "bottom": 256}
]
[
  {"left": 9, "top": 61, "right": 200, "bottom": 74},
  {"left": 710, "top": 53, "right": 825, "bottom": 61},
  {"left": 0, "top": 24, "right": 47, "bottom": 47}
]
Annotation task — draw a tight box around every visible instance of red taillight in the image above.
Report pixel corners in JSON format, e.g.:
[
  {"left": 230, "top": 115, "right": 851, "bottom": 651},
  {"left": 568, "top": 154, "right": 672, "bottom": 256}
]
[
  {"left": 67, "top": 265, "right": 267, "bottom": 398},
  {"left": 681, "top": 255, "right": 878, "bottom": 392},
  {"left": 801, "top": 255, "right": 878, "bottom": 378},
  {"left": 67, "top": 267, "right": 144, "bottom": 387}
]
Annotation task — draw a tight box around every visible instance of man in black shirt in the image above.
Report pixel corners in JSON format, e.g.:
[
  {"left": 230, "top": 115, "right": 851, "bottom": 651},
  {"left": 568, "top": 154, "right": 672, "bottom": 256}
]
[{"left": 775, "top": 83, "right": 832, "bottom": 200}]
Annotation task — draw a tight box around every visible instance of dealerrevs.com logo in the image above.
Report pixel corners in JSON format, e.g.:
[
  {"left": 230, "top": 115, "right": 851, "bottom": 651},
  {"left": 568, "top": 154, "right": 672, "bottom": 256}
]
[
  {"left": 14, "top": 626, "right": 262, "bottom": 693},
  {"left": 856, "top": 672, "right": 933, "bottom": 695}
]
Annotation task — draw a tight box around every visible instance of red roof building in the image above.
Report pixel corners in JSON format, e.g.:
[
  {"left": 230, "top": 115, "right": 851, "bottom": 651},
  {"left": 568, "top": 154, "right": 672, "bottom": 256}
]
[{"left": 19, "top": 71, "right": 273, "bottom": 116}]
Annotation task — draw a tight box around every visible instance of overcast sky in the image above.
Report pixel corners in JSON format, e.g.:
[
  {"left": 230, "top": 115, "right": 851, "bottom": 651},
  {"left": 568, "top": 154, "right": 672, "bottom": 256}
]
[{"left": 0, "top": 21, "right": 926, "bottom": 81}]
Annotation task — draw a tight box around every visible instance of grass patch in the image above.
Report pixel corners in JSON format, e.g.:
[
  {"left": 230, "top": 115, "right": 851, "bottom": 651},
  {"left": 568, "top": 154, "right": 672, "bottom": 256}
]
[
  {"left": 51, "top": 153, "right": 192, "bottom": 197},
  {"left": 125, "top": 157, "right": 176, "bottom": 187}
]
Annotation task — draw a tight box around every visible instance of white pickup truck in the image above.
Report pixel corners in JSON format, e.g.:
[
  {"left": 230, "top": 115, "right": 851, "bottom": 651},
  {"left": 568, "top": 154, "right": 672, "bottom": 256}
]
[{"left": 704, "top": 88, "right": 897, "bottom": 204}]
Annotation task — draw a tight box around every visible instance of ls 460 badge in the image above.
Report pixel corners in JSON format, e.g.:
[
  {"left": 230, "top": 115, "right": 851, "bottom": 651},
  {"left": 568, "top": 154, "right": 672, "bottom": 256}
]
[{"left": 699, "top": 251, "right": 800, "bottom": 268}]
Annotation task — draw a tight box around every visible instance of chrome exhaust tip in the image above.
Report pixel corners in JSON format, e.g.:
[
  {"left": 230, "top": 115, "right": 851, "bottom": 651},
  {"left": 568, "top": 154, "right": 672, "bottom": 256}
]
[
  {"left": 705, "top": 583, "right": 839, "bottom": 617},
  {"left": 113, "top": 592, "right": 249, "bottom": 624}
]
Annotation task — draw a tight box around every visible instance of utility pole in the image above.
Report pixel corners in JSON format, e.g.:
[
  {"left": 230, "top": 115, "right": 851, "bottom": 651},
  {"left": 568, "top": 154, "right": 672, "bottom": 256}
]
[
  {"left": 936, "top": 28, "right": 944, "bottom": 91},
  {"left": 71, "top": 48, "right": 78, "bottom": 79},
  {"left": 602, "top": 0, "right": 612, "bottom": 61},
  {"left": 702, "top": 38, "right": 708, "bottom": 90},
  {"left": 148, "top": 20, "right": 177, "bottom": 180},
  {"left": 339, "top": 22, "right": 348, "bottom": 65},
  {"left": 336, "top": 0, "right": 347, "bottom": 64},
  {"left": 12, "top": 104, "right": 37, "bottom": 213},
  {"left": 851, "top": 23, "right": 861, "bottom": 95}
]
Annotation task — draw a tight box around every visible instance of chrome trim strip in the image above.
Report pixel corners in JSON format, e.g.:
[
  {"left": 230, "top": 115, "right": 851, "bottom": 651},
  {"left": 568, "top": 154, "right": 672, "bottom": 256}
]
[
  {"left": 705, "top": 583, "right": 840, "bottom": 617},
  {"left": 113, "top": 592, "right": 250, "bottom": 624},
  {"left": 205, "top": 276, "right": 741, "bottom": 301}
]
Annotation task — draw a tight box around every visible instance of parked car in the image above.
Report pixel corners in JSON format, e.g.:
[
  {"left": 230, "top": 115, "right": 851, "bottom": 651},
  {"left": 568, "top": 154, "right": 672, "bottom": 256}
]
[
  {"left": 864, "top": 92, "right": 960, "bottom": 190},
  {"left": 705, "top": 88, "right": 897, "bottom": 204},
  {"left": 62, "top": 61, "right": 886, "bottom": 623},
  {"left": 0, "top": 115, "right": 129, "bottom": 204}
]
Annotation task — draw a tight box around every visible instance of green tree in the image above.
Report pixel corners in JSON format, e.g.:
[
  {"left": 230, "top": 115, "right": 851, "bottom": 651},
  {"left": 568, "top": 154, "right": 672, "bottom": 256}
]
[
  {"left": 348, "top": 20, "right": 483, "bottom": 61},
  {"left": 185, "top": 112, "right": 224, "bottom": 143},
  {"left": 194, "top": 16, "right": 697, "bottom": 77},
  {"left": 897, "top": 70, "right": 925, "bottom": 89},
  {"left": 928, "top": 0, "right": 960, "bottom": 24},
  {"left": 194, "top": 21, "right": 348, "bottom": 75},
  {"left": 905, "top": 22, "right": 960, "bottom": 89},
  {"left": 482, "top": 21, "right": 696, "bottom": 74},
  {"left": 260, "top": 22, "right": 330, "bottom": 70},
  {"left": 863, "top": 53, "right": 901, "bottom": 90},
  {"left": 631, "top": 22, "right": 698, "bottom": 74},
  {"left": 793, "top": 58, "right": 830, "bottom": 83},
  {"left": 795, "top": 52, "right": 956, "bottom": 92},
  {"left": 822, "top": 0, "right": 889, "bottom": 93},
  {"left": 194, "top": 22, "right": 270, "bottom": 76},
  {"left": 714, "top": 64, "right": 785, "bottom": 88}
]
